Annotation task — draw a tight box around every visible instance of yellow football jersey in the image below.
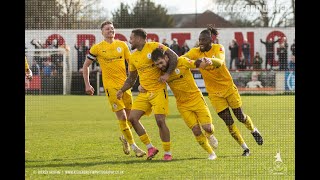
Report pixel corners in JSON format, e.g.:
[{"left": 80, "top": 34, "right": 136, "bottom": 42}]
[
  {"left": 182, "top": 44, "right": 234, "bottom": 94},
  {"left": 166, "top": 56, "right": 202, "bottom": 103},
  {"left": 129, "top": 42, "right": 168, "bottom": 91},
  {"left": 87, "top": 40, "right": 131, "bottom": 88},
  {"left": 25, "top": 56, "right": 29, "bottom": 71}
]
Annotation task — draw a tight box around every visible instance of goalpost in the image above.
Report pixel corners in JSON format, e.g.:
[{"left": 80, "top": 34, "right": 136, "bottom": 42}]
[{"left": 25, "top": 48, "right": 72, "bottom": 95}]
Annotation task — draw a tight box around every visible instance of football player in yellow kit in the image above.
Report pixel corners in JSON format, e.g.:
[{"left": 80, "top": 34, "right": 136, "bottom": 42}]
[
  {"left": 82, "top": 21, "right": 146, "bottom": 157},
  {"left": 146, "top": 47, "right": 220, "bottom": 160},
  {"left": 116, "top": 28, "right": 178, "bottom": 161},
  {"left": 183, "top": 27, "right": 263, "bottom": 156}
]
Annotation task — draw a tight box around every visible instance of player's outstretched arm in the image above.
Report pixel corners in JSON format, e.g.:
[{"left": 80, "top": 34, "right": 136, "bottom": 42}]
[
  {"left": 195, "top": 57, "right": 224, "bottom": 69},
  {"left": 207, "top": 57, "right": 224, "bottom": 67}
]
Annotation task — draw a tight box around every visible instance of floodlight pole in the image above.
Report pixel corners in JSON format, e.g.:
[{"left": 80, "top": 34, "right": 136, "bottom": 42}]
[{"left": 195, "top": 0, "right": 197, "bottom": 27}]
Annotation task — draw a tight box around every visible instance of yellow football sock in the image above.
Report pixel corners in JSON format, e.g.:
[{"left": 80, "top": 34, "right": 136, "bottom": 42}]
[
  {"left": 139, "top": 133, "right": 151, "bottom": 145},
  {"left": 243, "top": 115, "right": 254, "bottom": 132},
  {"left": 127, "top": 120, "right": 133, "bottom": 129},
  {"left": 119, "top": 120, "right": 134, "bottom": 145},
  {"left": 227, "top": 124, "right": 245, "bottom": 146},
  {"left": 205, "top": 124, "right": 215, "bottom": 137},
  {"left": 195, "top": 133, "right": 214, "bottom": 154},
  {"left": 162, "top": 141, "right": 171, "bottom": 152}
]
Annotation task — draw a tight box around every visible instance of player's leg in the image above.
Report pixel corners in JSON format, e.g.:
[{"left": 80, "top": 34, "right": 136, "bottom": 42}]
[
  {"left": 201, "top": 123, "right": 218, "bottom": 150},
  {"left": 151, "top": 88, "right": 171, "bottom": 160},
  {"left": 105, "top": 88, "right": 133, "bottom": 155},
  {"left": 233, "top": 108, "right": 263, "bottom": 145},
  {"left": 115, "top": 109, "right": 146, "bottom": 157},
  {"left": 123, "top": 90, "right": 133, "bottom": 129},
  {"left": 196, "top": 96, "right": 218, "bottom": 149},
  {"left": 209, "top": 93, "right": 249, "bottom": 156},
  {"left": 154, "top": 114, "right": 171, "bottom": 161},
  {"left": 129, "top": 93, "right": 156, "bottom": 159},
  {"left": 217, "top": 109, "right": 244, "bottom": 145},
  {"left": 227, "top": 85, "right": 263, "bottom": 145},
  {"left": 115, "top": 109, "right": 132, "bottom": 155},
  {"left": 124, "top": 108, "right": 133, "bottom": 129},
  {"left": 192, "top": 125, "right": 217, "bottom": 160},
  {"left": 110, "top": 88, "right": 146, "bottom": 157},
  {"left": 178, "top": 103, "right": 215, "bottom": 159}
]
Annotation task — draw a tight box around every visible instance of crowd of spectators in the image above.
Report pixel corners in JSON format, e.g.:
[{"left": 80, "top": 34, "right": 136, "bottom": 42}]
[
  {"left": 28, "top": 36, "right": 295, "bottom": 75},
  {"left": 28, "top": 39, "right": 70, "bottom": 77},
  {"left": 227, "top": 37, "right": 295, "bottom": 71}
]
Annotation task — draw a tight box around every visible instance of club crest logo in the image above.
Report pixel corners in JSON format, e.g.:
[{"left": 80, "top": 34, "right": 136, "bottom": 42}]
[
  {"left": 269, "top": 150, "right": 287, "bottom": 175},
  {"left": 117, "top": 47, "right": 122, "bottom": 53},
  {"left": 175, "top": 68, "right": 180, "bottom": 74},
  {"left": 113, "top": 103, "right": 118, "bottom": 109},
  {"left": 147, "top": 53, "right": 151, "bottom": 59}
]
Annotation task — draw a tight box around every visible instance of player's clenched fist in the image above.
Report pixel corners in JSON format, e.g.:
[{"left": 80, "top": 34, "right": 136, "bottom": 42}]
[
  {"left": 116, "top": 89, "right": 123, "bottom": 100},
  {"left": 85, "top": 85, "right": 95, "bottom": 95},
  {"left": 25, "top": 69, "right": 33, "bottom": 80}
]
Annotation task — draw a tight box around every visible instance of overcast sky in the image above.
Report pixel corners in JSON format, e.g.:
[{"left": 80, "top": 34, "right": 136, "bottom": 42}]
[{"left": 101, "top": 0, "right": 213, "bottom": 17}]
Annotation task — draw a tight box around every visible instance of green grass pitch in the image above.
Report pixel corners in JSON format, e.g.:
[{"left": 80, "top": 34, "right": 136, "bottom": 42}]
[{"left": 25, "top": 95, "right": 295, "bottom": 179}]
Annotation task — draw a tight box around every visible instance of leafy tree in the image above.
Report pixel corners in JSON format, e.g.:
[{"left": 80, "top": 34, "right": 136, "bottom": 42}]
[
  {"left": 112, "top": 3, "right": 133, "bottom": 28},
  {"left": 112, "top": 0, "right": 174, "bottom": 28}
]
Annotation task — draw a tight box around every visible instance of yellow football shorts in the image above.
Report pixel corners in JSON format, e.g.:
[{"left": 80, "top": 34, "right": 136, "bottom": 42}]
[
  {"left": 177, "top": 94, "right": 213, "bottom": 129},
  {"left": 105, "top": 88, "right": 132, "bottom": 112},
  {"left": 132, "top": 88, "right": 169, "bottom": 116},
  {"left": 208, "top": 84, "right": 242, "bottom": 113}
]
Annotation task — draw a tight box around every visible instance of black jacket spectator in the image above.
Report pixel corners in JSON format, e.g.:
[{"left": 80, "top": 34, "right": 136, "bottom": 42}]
[
  {"left": 180, "top": 42, "right": 190, "bottom": 55},
  {"left": 277, "top": 43, "right": 288, "bottom": 71},
  {"left": 228, "top": 39, "right": 239, "bottom": 70},
  {"left": 75, "top": 42, "right": 89, "bottom": 71},
  {"left": 260, "top": 38, "right": 280, "bottom": 70},
  {"left": 161, "top": 38, "right": 169, "bottom": 47},
  {"left": 170, "top": 39, "right": 181, "bottom": 56},
  {"left": 241, "top": 39, "right": 250, "bottom": 69}
]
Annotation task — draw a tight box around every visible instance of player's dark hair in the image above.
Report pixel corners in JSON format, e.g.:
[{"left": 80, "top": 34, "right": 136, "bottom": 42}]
[
  {"left": 100, "top": 20, "right": 113, "bottom": 30},
  {"left": 200, "top": 24, "right": 218, "bottom": 40},
  {"left": 132, "top": 28, "right": 147, "bottom": 40},
  {"left": 151, "top": 48, "right": 165, "bottom": 61}
]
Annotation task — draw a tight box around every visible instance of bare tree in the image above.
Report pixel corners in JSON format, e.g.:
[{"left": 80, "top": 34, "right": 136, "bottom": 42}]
[
  {"left": 26, "top": 0, "right": 63, "bottom": 29},
  {"left": 57, "top": 0, "right": 107, "bottom": 29},
  {"left": 26, "top": 0, "right": 108, "bottom": 29},
  {"left": 212, "top": 0, "right": 295, "bottom": 27},
  {"left": 291, "top": 0, "right": 295, "bottom": 25}
]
